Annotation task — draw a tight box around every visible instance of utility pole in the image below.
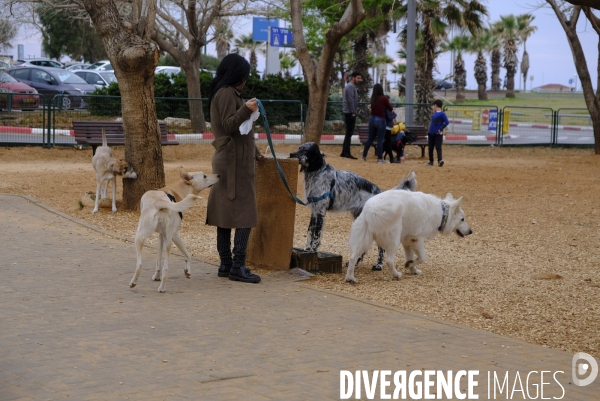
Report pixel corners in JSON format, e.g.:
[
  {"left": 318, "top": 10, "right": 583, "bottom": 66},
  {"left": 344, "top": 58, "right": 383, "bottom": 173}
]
[{"left": 405, "top": 0, "right": 416, "bottom": 125}]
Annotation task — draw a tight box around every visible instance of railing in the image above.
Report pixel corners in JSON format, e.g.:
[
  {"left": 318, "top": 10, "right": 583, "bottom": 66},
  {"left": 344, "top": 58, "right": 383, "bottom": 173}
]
[{"left": 0, "top": 94, "right": 594, "bottom": 148}]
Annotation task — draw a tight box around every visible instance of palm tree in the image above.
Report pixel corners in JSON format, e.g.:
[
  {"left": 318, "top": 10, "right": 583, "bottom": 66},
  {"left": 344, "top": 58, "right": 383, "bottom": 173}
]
[
  {"left": 468, "top": 30, "right": 492, "bottom": 100},
  {"left": 484, "top": 29, "right": 502, "bottom": 91},
  {"left": 279, "top": 52, "right": 297, "bottom": 78},
  {"left": 398, "top": 0, "right": 487, "bottom": 124},
  {"left": 234, "top": 33, "right": 265, "bottom": 72},
  {"left": 516, "top": 14, "right": 537, "bottom": 91},
  {"left": 494, "top": 15, "right": 520, "bottom": 98},
  {"left": 440, "top": 35, "right": 471, "bottom": 102},
  {"left": 391, "top": 63, "right": 406, "bottom": 92},
  {"left": 213, "top": 18, "right": 234, "bottom": 60}
]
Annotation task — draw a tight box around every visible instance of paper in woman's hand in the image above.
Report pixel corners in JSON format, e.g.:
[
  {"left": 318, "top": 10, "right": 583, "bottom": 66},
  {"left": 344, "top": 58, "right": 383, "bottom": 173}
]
[{"left": 239, "top": 110, "right": 260, "bottom": 135}]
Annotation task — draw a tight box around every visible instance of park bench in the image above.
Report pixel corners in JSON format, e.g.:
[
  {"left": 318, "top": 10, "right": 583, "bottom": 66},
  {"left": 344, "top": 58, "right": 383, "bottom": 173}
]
[
  {"left": 357, "top": 123, "right": 429, "bottom": 158},
  {"left": 73, "top": 121, "right": 178, "bottom": 154}
]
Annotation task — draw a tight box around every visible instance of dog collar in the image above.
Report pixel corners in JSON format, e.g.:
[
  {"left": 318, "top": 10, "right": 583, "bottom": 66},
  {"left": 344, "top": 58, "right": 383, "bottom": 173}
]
[
  {"left": 306, "top": 178, "right": 336, "bottom": 210},
  {"left": 165, "top": 193, "right": 183, "bottom": 220},
  {"left": 438, "top": 202, "right": 448, "bottom": 231}
]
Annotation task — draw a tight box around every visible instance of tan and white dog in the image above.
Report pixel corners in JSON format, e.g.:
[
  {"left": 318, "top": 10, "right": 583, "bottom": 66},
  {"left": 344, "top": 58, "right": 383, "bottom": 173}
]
[
  {"left": 129, "top": 171, "right": 219, "bottom": 293},
  {"left": 91, "top": 128, "right": 137, "bottom": 213}
]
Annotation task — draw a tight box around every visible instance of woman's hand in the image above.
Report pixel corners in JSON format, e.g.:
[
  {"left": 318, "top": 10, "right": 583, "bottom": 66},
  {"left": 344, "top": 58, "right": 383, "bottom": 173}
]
[
  {"left": 256, "top": 153, "right": 265, "bottom": 162},
  {"left": 245, "top": 98, "right": 258, "bottom": 112}
]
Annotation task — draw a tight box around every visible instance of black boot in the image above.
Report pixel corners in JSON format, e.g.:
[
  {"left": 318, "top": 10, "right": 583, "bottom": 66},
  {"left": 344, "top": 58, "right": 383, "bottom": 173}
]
[
  {"left": 228, "top": 266, "right": 261, "bottom": 283},
  {"left": 218, "top": 264, "right": 231, "bottom": 277}
]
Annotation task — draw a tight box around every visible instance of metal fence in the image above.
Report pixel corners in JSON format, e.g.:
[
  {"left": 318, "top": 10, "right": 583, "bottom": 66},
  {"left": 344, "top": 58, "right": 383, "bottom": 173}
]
[{"left": 0, "top": 94, "right": 595, "bottom": 148}]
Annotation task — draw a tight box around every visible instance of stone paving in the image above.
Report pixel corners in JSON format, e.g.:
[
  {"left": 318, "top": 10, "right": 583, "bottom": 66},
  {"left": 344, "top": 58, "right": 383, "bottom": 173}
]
[{"left": 0, "top": 193, "right": 598, "bottom": 401}]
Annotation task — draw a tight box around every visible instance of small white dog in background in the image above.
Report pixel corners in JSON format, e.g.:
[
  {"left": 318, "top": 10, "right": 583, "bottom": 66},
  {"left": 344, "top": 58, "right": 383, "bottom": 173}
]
[
  {"left": 345, "top": 190, "right": 473, "bottom": 283},
  {"left": 91, "top": 128, "right": 137, "bottom": 213},
  {"left": 129, "top": 171, "right": 219, "bottom": 293}
]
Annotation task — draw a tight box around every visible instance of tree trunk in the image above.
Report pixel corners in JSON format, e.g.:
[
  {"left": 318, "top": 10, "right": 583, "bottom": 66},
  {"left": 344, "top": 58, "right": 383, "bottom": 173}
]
[
  {"left": 353, "top": 34, "right": 372, "bottom": 103},
  {"left": 474, "top": 53, "right": 488, "bottom": 100},
  {"left": 455, "top": 57, "right": 466, "bottom": 102},
  {"left": 83, "top": 0, "right": 165, "bottom": 211},
  {"left": 546, "top": 1, "right": 600, "bottom": 153},
  {"left": 504, "top": 40, "right": 518, "bottom": 98},
  {"left": 181, "top": 58, "right": 207, "bottom": 132},
  {"left": 304, "top": 81, "right": 331, "bottom": 144},
  {"left": 491, "top": 49, "right": 501, "bottom": 91}
]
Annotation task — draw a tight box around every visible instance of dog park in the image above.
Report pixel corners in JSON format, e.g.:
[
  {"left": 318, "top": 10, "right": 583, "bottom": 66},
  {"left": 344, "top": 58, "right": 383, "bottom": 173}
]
[{"left": 1, "top": 141, "right": 598, "bottom": 361}]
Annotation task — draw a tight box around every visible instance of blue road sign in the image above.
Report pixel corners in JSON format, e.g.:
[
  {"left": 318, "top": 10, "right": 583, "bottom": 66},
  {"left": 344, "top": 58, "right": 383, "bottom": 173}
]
[
  {"left": 252, "top": 17, "right": 279, "bottom": 41},
  {"left": 270, "top": 27, "right": 294, "bottom": 48},
  {"left": 488, "top": 109, "right": 498, "bottom": 132},
  {"left": 569, "top": 78, "right": 573, "bottom": 84}
]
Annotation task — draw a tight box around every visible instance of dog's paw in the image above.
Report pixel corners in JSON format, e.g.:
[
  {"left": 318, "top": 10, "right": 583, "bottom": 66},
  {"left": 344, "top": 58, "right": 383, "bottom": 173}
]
[
  {"left": 184, "top": 270, "right": 191, "bottom": 279},
  {"left": 129, "top": 282, "right": 136, "bottom": 288},
  {"left": 112, "top": 207, "right": 118, "bottom": 213},
  {"left": 345, "top": 276, "right": 357, "bottom": 284},
  {"left": 157, "top": 287, "right": 166, "bottom": 293},
  {"left": 372, "top": 264, "right": 382, "bottom": 271},
  {"left": 152, "top": 274, "right": 161, "bottom": 281},
  {"left": 92, "top": 208, "right": 99, "bottom": 214},
  {"left": 392, "top": 272, "right": 403, "bottom": 279},
  {"left": 410, "top": 268, "right": 422, "bottom": 275}
]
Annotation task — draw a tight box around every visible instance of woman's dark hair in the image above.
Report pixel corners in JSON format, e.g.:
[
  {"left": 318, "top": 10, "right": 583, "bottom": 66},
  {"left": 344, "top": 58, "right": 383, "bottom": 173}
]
[
  {"left": 370, "top": 83, "right": 384, "bottom": 108},
  {"left": 208, "top": 54, "right": 251, "bottom": 108}
]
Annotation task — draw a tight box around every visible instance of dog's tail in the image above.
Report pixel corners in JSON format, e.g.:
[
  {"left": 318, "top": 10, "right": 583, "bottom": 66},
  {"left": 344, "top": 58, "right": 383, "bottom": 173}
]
[
  {"left": 393, "top": 171, "right": 417, "bottom": 192},
  {"left": 155, "top": 194, "right": 202, "bottom": 213},
  {"left": 101, "top": 127, "right": 107, "bottom": 148},
  {"left": 348, "top": 213, "right": 375, "bottom": 258}
]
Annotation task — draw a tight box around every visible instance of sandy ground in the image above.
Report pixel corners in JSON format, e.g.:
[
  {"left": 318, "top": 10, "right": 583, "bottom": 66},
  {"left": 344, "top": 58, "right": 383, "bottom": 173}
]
[{"left": 1, "top": 143, "right": 599, "bottom": 358}]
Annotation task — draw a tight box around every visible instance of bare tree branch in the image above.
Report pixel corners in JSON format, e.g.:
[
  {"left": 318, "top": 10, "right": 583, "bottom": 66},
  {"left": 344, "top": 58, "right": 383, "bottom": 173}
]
[{"left": 564, "top": 0, "right": 599, "bottom": 10}]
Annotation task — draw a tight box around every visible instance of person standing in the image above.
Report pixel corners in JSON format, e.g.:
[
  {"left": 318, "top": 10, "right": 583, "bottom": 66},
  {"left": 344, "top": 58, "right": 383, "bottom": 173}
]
[
  {"left": 427, "top": 99, "right": 450, "bottom": 167},
  {"left": 362, "top": 83, "right": 393, "bottom": 163},
  {"left": 341, "top": 71, "right": 362, "bottom": 159},
  {"left": 207, "top": 53, "right": 264, "bottom": 283}
]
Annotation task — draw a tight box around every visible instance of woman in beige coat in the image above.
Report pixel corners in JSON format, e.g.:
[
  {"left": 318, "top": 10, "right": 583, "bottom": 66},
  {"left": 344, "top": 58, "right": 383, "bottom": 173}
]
[{"left": 207, "top": 54, "right": 263, "bottom": 283}]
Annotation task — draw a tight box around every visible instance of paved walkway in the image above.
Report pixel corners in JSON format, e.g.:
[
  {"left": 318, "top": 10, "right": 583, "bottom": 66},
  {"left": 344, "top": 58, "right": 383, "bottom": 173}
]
[{"left": 0, "top": 194, "right": 598, "bottom": 401}]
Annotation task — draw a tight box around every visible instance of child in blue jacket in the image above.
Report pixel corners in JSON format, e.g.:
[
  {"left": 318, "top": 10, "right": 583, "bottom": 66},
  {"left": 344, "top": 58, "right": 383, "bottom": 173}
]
[{"left": 427, "top": 99, "right": 449, "bottom": 166}]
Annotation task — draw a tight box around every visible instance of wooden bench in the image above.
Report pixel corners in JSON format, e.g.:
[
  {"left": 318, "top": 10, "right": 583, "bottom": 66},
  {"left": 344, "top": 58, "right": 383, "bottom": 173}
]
[
  {"left": 72, "top": 121, "right": 179, "bottom": 154},
  {"left": 357, "top": 123, "right": 429, "bottom": 158}
]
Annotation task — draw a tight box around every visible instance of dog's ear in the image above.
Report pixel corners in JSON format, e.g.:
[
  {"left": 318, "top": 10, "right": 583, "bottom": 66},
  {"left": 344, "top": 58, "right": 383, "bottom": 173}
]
[
  {"left": 445, "top": 193, "right": 454, "bottom": 201},
  {"left": 181, "top": 171, "right": 193, "bottom": 183},
  {"left": 452, "top": 196, "right": 463, "bottom": 210}
]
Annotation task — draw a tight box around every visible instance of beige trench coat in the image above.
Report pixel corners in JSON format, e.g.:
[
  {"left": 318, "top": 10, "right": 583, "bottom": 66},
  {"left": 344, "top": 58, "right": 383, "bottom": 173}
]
[{"left": 206, "top": 86, "right": 261, "bottom": 228}]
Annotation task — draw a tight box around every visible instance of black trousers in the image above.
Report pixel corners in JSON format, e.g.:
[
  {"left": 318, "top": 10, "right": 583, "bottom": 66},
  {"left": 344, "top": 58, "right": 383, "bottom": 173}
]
[
  {"left": 217, "top": 227, "right": 251, "bottom": 268},
  {"left": 428, "top": 134, "right": 444, "bottom": 162},
  {"left": 342, "top": 113, "right": 356, "bottom": 155}
]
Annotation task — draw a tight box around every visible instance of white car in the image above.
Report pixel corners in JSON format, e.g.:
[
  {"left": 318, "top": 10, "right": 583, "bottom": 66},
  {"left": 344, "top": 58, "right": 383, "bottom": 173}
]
[
  {"left": 13, "top": 59, "right": 64, "bottom": 69},
  {"left": 72, "top": 70, "right": 118, "bottom": 89},
  {"left": 87, "top": 60, "right": 113, "bottom": 71},
  {"left": 155, "top": 66, "right": 182, "bottom": 77}
]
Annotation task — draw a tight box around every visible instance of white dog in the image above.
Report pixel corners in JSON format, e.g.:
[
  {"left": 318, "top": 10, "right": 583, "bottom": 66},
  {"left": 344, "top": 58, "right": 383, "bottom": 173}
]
[
  {"left": 345, "top": 190, "right": 472, "bottom": 283},
  {"left": 129, "top": 171, "right": 219, "bottom": 293},
  {"left": 91, "top": 128, "right": 137, "bottom": 213}
]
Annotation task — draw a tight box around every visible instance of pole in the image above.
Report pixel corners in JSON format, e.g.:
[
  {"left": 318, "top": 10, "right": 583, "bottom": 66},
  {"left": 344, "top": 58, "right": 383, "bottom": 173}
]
[{"left": 405, "top": 0, "right": 416, "bottom": 125}]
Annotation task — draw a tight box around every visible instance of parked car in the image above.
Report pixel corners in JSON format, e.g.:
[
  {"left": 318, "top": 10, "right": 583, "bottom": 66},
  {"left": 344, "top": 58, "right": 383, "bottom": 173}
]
[
  {"left": 434, "top": 80, "right": 455, "bottom": 90},
  {"left": 155, "top": 66, "right": 182, "bottom": 77},
  {"left": 13, "top": 58, "right": 64, "bottom": 69},
  {"left": 66, "top": 63, "right": 91, "bottom": 71},
  {"left": 7, "top": 67, "right": 97, "bottom": 109},
  {"left": 73, "top": 69, "right": 117, "bottom": 89},
  {"left": 87, "top": 60, "right": 113, "bottom": 71},
  {"left": 0, "top": 70, "right": 40, "bottom": 110}
]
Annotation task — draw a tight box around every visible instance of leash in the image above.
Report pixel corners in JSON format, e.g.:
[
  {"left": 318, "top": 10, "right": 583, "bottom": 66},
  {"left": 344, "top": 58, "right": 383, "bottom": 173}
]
[{"left": 256, "top": 99, "right": 308, "bottom": 206}]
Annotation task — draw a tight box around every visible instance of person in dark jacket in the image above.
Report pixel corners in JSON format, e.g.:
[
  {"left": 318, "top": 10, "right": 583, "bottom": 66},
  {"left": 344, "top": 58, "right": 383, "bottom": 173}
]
[
  {"left": 362, "top": 83, "right": 393, "bottom": 163},
  {"left": 427, "top": 99, "right": 450, "bottom": 167},
  {"left": 341, "top": 71, "right": 362, "bottom": 159},
  {"left": 207, "top": 54, "right": 264, "bottom": 283}
]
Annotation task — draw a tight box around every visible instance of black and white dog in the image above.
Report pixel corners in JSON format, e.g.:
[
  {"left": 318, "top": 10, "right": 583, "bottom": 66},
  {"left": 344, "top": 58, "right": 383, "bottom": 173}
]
[{"left": 290, "top": 142, "right": 417, "bottom": 270}]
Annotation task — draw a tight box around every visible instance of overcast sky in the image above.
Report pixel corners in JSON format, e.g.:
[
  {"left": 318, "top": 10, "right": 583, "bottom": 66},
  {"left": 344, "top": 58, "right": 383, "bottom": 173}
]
[{"left": 7, "top": 1, "right": 598, "bottom": 91}]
